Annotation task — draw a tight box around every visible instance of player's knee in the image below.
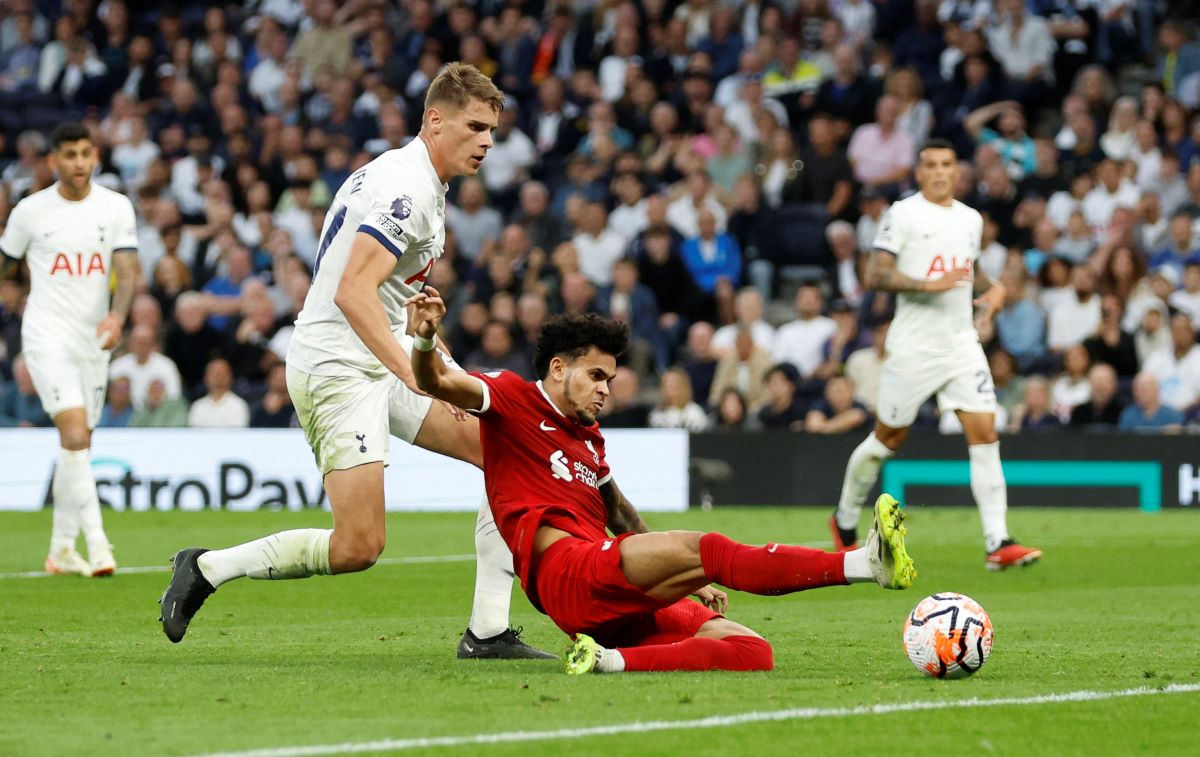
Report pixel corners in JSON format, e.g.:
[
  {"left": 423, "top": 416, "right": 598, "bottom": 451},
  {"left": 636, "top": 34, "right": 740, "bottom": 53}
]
[
  {"left": 59, "top": 428, "right": 90, "bottom": 451},
  {"left": 330, "top": 531, "right": 385, "bottom": 573},
  {"left": 741, "top": 636, "right": 774, "bottom": 671}
]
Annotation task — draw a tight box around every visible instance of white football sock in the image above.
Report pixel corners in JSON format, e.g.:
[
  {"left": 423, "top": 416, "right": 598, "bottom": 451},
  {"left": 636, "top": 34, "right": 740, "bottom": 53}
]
[
  {"left": 842, "top": 546, "right": 874, "bottom": 583},
  {"left": 467, "top": 498, "right": 515, "bottom": 639},
  {"left": 835, "top": 434, "right": 894, "bottom": 530},
  {"left": 969, "top": 442, "right": 1010, "bottom": 553},
  {"left": 597, "top": 647, "right": 626, "bottom": 673},
  {"left": 50, "top": 448, "right": 89, "bottom": 554},
  {"left": 197, "top": 529, "right": 332, "bottom": 588}
]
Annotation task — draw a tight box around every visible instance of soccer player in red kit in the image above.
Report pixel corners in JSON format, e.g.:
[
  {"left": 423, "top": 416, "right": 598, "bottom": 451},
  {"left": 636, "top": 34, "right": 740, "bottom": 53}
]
[{"left": 410, "top": 290, "right": 916, "bottom": 673}]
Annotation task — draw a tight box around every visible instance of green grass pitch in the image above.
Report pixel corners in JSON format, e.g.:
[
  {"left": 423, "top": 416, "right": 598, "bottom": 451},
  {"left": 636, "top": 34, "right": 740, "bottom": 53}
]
[{"left": 1, "top": 506, "right": 1198, "bottom": 756}]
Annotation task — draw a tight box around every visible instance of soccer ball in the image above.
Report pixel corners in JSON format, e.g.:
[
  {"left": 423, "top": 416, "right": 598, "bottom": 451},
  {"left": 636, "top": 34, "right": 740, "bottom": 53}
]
[{"left": 903, "top": 592, "right": 993, "bottom": 679}]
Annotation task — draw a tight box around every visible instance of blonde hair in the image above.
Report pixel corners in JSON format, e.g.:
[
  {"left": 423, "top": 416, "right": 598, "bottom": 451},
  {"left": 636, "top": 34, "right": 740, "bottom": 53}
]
[{"left": 424, "top": 62, "right": 504, "bottom": 115}]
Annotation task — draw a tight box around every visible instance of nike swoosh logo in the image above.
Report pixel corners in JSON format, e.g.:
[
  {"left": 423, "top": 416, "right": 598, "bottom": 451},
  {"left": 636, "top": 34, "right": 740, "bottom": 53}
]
[
  {"left": 767, "top": 544, "right": 779, "bottom": 553},
  {"left": 539, "top": 421, "right": 556, "bottom": 431},
  {"left": 462, "top": 642, "right": 475, "bottom": 653}
]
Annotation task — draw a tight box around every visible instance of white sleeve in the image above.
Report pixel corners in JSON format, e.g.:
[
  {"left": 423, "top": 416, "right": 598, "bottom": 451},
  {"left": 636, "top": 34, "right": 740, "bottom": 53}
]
[
  {"left": 0, "top": 200, "right": 31, "bottom": 259},
  {"left": 356, "top": 185, "right": 422, "bottom": 260},
  {"left": 111, "top": 194, "right": 139, "bottom": 252},
  {"left": 873, "top": 205, "right": 907, "bottom": 255}
]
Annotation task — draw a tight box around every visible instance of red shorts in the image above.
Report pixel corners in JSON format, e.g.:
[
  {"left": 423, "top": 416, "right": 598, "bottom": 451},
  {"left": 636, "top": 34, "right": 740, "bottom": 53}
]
[{"left": 533, "top": 533, "right": 721, "bottom": 648}]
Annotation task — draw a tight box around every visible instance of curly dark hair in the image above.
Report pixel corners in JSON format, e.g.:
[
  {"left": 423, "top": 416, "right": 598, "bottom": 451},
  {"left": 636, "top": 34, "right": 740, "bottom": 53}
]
[{"left": 533, "top": 313, "right": 629, "bottom": 378}]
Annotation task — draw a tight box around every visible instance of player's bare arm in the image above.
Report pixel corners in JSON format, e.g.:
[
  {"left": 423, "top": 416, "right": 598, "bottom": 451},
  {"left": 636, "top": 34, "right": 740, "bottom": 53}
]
[
  {"left": 599, "top": 478, "right": 649, "bottom": 535},
  {"left": 98, "top": 250, "right": 139, "bottom": 350},
  {"left": 335, "top": 232, "right": 423, "bottom": 387},
  {"left": 971, "top": 261, "right": 1005, "bottom": 325},
  {"left": 866, "top": 250, "right": 970, "bottom": 293},
  {"left": 409, "top": 286, "right": 485, "bottom": 410}
]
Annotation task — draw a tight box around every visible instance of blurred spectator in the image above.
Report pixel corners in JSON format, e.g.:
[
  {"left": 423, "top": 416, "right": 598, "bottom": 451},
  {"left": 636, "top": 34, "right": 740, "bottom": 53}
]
[
  {"left": 130, "top": 379, "right": 189, "bottom": 428},
  {"left": 99, "top": 377, "right": 134, "bottom": 428},
  {"left": 709, "top": 327, "right": 772, "bottom": 410},
  {"left": 989, "top": 348, "right": 1027, "bottom": 421},
  {"left": 805, "top": 375, "right": 870, "bottom": 434},
  {"left": 712, "top": 388, "right": 751, "bottom": 431},
  {"left": 856, "top": 187, "right": 890, "bottom": 253},
  {"left": 573, "top": 200, "right": 627, "bottom": 287},
  {"left": 680, "top": 207, "right": 741, "bottom": 301},
  {"left": 667, "top": 171, "right": 727, "bottom": 238},
  {"left": 1150, "top": 213, "right": 1200, "bottom": 279},
  {"left": 1050, "top": 345, "right": 1092, "bottom": 421},
  {"left": 813, "top": 298, "right": 868, "bottom": 380},
  {"left": 649, "top": 368, "right": 709, "bottom": 432},
  {"left": 985, "top": 0, "right": 1054, "bottom": 96},
  {"left": 995, "top": 268, "right": 1046, "bottom": 371},
  {"left": 449, "top": 178, "right": 504, "bottom": 263},
  {"left": 110, "top": 325, "right": 183, "bottom": 410},
  {"left": 681, "top": 321, "right": 719, "bottom": 405},
  {"left": 1152, "top": 20, "right": 1200, "bottom": 99},
  {"left": 1083, "top": 294, "right": 1139, "bottom": 378},
  {"left": 482, "top": 101, "right": 536, "bottom": 209},
  {"left": 513, "top": 181, "right": 567, "bottom": 253},
  {"left": 596, "top": 258, "right": 660, "bottom": 375},
  {"left": 1100, "top": 97, "right": 1139, "bottom": 160},
  {"left": 1141, "top": 312, "right": 1200, "bottom": 412},
  {"left": 781, "top": 113, "right": 854, "bottom": 219},
  {"left": 188, "top": 357, "right": 249, "bottom": 428},
  {"left": 815, "top": 43, "right": 876, "bottom": 129},
  {"left": 1134, "top": 299, "right": 1172, "bottom": 366},
  {"left": 756, "top": 363, "right": 806, "bottom": 432},
  {"left": 201, "top": 245, "right": 257, "bottom": 333},
  {"left": 1119, "top": 372, "right": 1184, "bottom": 430},
  {"left": 1169, "top": 259, "right": 1200, "bottom": 328},
  {"left": 847, "top": 95, "right": 915, "bottom": 190},
  {"left": 826, "top": 221, "right": 864, "bottom": 304},
  {"left": 598, "top": 366, "right": 651, "bottom": 428},
  {"left": 1046, "top": 265, "right": 1101, "bottom": 353},
  {"left": 0, "top": 14, "right": 41, "bottom": 93},
  {"left": 713, "top": 287, "right": 774, "bottom": 354},
  {"left": 0, "top": 354, "right": 51, "bottom": 427},
  {"left": 886, "top": 67, "right": 933, "bottom": 148},
  {"left": 1013, "top": 376, "right": 1062, "bottom": 430},
  {"left": 608, "top": 172, "right": 649, "bottom": 244},
  {"left": 165, "top": 292, "right": 225, "bottom": 398},
  {"left": 1082, "top": 159, "right": 1140, "bottom": 235},
  {"left": 966, "top": 101, "right": 1037, "bottom": 181},
  {"left": 772, "top": 284, "right": 836, "bottom": 380},
  {"left": 250, "top": 363, "right": 294, "bottom": 428},
  {"left": 464, "top": 320, "right": 533, "bottom": 379},
  {"left": 845, "top": 319, "right": 888, "bottom": 411},
  {"left": 1069, "top": 363, "right": 1125, "bottom": 427},
  {"left": 289, "top": 0, "right": 352, "bottom": 77}
]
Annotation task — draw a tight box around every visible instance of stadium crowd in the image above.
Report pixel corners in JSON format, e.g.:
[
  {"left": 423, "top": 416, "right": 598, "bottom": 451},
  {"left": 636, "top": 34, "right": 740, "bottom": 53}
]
[{"left": 1, "top": 0, "right": 1200, "bottom": 434}]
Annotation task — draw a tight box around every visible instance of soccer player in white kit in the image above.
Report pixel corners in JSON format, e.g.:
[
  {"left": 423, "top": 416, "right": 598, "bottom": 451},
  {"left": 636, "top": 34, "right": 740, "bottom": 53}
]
[
  {"left": 0, "top": 123, "right": 140, "bottom": 576},
  {"left": 830, "top": 139, "right": 1042, "bottom": 571},
  {"left": 159, "top": 63, "right": 553, "bottom": 658}
]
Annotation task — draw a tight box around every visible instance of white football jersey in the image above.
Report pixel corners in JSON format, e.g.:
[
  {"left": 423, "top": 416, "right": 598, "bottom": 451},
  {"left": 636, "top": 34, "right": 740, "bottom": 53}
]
[
  {"left": 288, "top": 138, "right": 448, "bottom": 380},
  {"left": 873, "top": 192, "right": 983, "bottom": 357},
  {"left": 0, "top": 183, "right": 137, "bottom": 358}
]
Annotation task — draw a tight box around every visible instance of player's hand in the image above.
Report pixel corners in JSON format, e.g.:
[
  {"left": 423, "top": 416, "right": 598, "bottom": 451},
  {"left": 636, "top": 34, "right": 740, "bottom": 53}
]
[
  {"left": 95, "top": 313, "right": 122, "bottom": 350},
  {"left": 973, "top": 285, "right": 1006, "bottom": 328},
  {"left": 440, "top": 399, "right": 468, "bottom": 422},
  {"left": 406, "top": 286, "right": 446, "bottom": 339},
  {"left": 925, "top": 266, "right": 972, "bottom": 293},
  {"left": 693, "top": 585, "right": 728, "bottom": 614}
]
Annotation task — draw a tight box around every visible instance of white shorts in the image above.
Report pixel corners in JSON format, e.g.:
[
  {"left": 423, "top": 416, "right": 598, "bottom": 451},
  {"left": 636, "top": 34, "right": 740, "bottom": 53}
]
[
  {"left": 875, "top": 345, "right": 995, "bottom": 429},
  {"left": 24, "top": 350, "right": 110, "bottom": 428},
  {"left": 286, "top": 335, "right": 461, "bottom": 475}
]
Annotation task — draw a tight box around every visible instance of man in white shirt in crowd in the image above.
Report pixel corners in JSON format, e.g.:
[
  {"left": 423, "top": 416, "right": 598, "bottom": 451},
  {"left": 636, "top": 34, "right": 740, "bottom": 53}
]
[
  {"left": 572, "top": 200, "right": 627, "bottom": 287},
  {"left": 480, "top": 98, "right": 536, "bottom": 204},
  {"left": 608, "top": 171, "right": 649, "bottom": 244},
  {"left": 667, "top": 171, "right": 727, "bottom": 239},
  {"left": 447, "top": 176, "right": 503, "bottom": 262},
  {"left": 712, "top": 286, "right": 775, "bottom": 355},
  {"left": 1082, "top": 159, "right": 1140, "bottom": 235},
  {"left": 187, "top": 357, "right": 250, "bottom": 428},
  {"left": 109, "top": 324, "right": 183, "bottom": 409},
  {"left": 1046, "top": 264, "right": 1102, "bottom": 353},
  {"left": 1141, "top": 311, "right": 1200, "bottom": 412},
  {"left": 771, "top": 284, "right": 837, "bottom": 380}
]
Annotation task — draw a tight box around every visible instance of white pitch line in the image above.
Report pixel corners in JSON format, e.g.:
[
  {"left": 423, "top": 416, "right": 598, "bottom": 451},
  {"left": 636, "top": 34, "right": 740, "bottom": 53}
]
[
  {"left": 192, "top": 683, "right": 1200, "bottom": 757},
  {"left": 0, "top": 554, "right": 475, "bottom": 580}
]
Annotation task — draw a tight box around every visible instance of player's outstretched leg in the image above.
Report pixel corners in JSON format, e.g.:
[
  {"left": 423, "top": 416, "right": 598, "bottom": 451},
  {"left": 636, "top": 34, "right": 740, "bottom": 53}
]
[
  {"left": 831, "top": 432, "right": 895, "bottom": 550},
  {"left": 458, "top": 500, "right": 555, "bottom": 660},
  {"left": 566, "top": 619, "right": 774, "bottom": 674}
]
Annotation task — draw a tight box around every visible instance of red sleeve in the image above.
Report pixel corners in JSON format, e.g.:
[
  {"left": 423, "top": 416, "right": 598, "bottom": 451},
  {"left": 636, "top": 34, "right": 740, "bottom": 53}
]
[
  {"left": 468, "top": 370, "right": 530, "bottom": 418},
  {"left": 594, "top": 432, "right": 612, "bottom": 485}
]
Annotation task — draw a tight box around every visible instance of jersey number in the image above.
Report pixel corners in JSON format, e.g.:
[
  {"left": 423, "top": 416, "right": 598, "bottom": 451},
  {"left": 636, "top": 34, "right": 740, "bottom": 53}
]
[
  {"left": 976, "top": 370, "right": 993, "bottom": 395},
  {"left": 312, "top": 204, "right": 347, "bottom": 277}
]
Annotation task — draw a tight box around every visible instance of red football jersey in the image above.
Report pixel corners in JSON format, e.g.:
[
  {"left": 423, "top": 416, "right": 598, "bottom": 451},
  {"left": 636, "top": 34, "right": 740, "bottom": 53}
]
[{"left": 470, "top": 370, "right": 612, "bottom": 601}]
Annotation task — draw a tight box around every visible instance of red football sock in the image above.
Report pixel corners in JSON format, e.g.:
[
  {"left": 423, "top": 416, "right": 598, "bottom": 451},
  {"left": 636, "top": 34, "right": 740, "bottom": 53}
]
[
  {"left": 699, "top": 532, "right": 847, "bottom": 595},
  {"left": 618, "top": 635, "right": 773, "bottom": 672}
]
